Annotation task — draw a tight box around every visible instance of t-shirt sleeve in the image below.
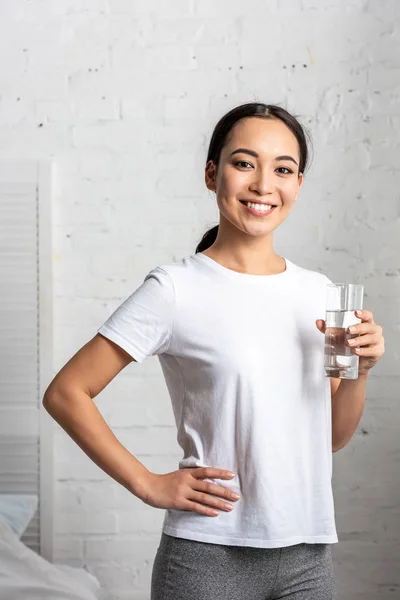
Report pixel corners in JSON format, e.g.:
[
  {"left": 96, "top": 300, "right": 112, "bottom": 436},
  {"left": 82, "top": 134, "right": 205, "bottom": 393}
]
[{"left": 96, "top": 267, "right": 175, "bottom": 363}]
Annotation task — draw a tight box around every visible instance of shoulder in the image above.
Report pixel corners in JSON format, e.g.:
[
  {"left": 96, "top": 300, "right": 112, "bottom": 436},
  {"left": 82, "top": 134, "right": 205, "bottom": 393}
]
[
  {"left": 140, "top": 256, "right": 195, "bottom": 301},
  {"left": 148, "top": 254, "right": 200, "bottom": 284},
  {"left": 287, "top": 259, "right": 332, "bottom": 287}
]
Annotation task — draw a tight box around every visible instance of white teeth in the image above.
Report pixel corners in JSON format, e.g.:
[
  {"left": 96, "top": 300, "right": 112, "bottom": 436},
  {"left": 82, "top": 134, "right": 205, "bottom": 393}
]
[{"left": 245, "top": 202, "right": 273, "bottom": 211}]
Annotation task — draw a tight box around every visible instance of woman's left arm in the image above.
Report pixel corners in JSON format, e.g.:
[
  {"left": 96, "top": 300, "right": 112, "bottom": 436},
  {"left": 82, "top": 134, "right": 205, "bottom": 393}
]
[{"left": 316, "top": 310, "right": 385, "bottom": 452}]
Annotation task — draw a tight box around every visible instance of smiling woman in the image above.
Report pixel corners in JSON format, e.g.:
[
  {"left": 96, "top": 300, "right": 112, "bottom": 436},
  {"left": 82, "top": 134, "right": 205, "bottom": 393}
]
[
  {"left": 196, "top": 103, "right": 309, "bottom": 276},
  {"left": 42, "top": 101, "right": 342, "bottom": 600}
]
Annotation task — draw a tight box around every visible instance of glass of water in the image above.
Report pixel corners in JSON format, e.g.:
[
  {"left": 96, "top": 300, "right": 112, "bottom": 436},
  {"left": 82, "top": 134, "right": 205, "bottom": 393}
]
[{"left": 324, "top": 283, "right": 364, "bottom": 380}]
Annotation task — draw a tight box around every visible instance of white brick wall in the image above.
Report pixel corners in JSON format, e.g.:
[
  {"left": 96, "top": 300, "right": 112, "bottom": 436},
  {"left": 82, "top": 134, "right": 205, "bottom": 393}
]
[{"left": 1, "top": 0, "right": 399, "bottom": 598}]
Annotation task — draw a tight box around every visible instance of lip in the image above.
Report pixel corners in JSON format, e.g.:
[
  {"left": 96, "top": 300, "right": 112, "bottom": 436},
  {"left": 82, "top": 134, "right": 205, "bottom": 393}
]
[
  {"left": 240, "top": 200, "right": 276, "bottom": 206},
  {"left": 240, "top": 201, "right": 277, "bottom": 217}
]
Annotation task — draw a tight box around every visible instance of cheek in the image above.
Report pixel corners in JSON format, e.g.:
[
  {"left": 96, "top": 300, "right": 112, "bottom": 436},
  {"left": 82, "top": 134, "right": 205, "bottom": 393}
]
[
  {"left": 218, "top": 167, "right": 241, "bottom": 195},
  {"left": 281, "top": 181, "right": 300, "bottom": 203}
]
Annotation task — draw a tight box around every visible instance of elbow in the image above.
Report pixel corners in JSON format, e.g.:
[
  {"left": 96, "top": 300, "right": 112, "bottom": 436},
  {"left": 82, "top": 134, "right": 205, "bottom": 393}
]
[
  {"left": 332, "top": 436, "right": 343, "bottom": 452},
  {"left": 42, "top": 386, "right": 64, "bottom": 414},
  {"left": 332, "top": 440, "right": 347, "bottom": 453},
  {"left": 42, "top": 392, "right": 55, "bottom": 414}
]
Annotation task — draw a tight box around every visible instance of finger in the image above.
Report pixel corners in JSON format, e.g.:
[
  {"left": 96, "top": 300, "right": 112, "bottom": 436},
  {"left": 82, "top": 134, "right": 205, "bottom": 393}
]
[
  {"left": 185, "top": 499, "right": 220, "bottom": 517},
  {"left": 355, "top": 309, "right": 374, "bottom": 324},
  {"left": 316, "top": 319, "right": 326, "bottom": 332},
  {"left": 348, "top": 323, "right": 381, "bottom": 335},
  {"left": 353, "top": 345, "right": 383, "bottom": 356},
  {"left": 192, "top": 468, "right": 234, "bottom": 480},
  {"left": 347, "top": 334, "right": 381, "bottom": 347},
  {"left": 187, "top": 488, "right": 233, "bottom": 513}
]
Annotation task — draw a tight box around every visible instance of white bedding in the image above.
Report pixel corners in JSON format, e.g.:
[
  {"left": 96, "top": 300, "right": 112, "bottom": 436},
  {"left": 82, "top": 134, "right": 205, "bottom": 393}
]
[{"left": 0, "top": 521, "right": 103, "bottom": 600}]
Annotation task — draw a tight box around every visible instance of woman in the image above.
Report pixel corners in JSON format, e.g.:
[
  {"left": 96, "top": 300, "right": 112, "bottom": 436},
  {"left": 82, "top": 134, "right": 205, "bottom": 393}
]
[{"left": 43, "top": 103, "right": 385, "bottom": 600}]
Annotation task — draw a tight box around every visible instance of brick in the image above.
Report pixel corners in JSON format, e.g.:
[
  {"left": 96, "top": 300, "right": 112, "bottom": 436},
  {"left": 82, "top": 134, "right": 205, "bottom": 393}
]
[{"left": 55, "top": 510, "right": 118, "bottom": 535}]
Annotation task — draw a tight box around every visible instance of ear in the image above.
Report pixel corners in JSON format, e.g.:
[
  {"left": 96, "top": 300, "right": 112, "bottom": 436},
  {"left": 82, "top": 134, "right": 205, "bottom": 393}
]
[{"left": 205, "top": 160, "right": 217, "bottom": 192}]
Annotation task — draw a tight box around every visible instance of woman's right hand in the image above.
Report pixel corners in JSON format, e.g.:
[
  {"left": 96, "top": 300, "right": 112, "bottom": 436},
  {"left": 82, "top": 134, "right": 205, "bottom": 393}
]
[{"left": 138, "top": 467, "right": 241, "bottom": 517}]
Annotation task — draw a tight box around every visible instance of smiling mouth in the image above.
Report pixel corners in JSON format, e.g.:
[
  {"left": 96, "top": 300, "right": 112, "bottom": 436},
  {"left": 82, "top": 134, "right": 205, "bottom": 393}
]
[{"left": 239, "top": 200, "right": 277, "bottom": 214}]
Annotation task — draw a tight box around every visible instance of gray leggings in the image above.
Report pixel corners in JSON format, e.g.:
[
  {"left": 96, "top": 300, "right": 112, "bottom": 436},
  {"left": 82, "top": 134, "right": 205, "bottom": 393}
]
[{"left": 151, "top": 533, "right": 336, "bottom": 600}]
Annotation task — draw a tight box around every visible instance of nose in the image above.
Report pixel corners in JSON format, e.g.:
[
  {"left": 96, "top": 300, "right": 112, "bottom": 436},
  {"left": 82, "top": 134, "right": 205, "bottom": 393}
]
[{"left": 249, "top": 168, "right": 275, "bottom": 196}]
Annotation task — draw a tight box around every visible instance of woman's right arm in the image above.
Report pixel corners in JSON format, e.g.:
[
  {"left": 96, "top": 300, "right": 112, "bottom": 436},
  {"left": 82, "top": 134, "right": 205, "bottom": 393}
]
[
  {"left": 42, "top": 333, "right": 151, "bottom": 498},
  {"left": 43, "top": 333, "right": 240, "bottom": 516}
]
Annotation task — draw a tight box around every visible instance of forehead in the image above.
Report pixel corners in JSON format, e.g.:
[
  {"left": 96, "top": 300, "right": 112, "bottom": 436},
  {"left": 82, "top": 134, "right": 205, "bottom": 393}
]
[{"left": 223, "top": 117, "right": 300, "bottom": 158}]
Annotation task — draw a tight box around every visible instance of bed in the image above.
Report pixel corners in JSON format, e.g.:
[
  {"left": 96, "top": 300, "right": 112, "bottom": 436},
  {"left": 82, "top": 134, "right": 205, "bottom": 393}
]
[{"left": 0, "top": 494, "right": 104, "bottom": 600}]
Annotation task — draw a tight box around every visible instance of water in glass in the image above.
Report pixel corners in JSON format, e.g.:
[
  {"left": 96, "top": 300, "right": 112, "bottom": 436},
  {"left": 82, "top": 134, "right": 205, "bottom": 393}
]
[{"left": 325, "top": 309, "right": 359, "bottom": 379}]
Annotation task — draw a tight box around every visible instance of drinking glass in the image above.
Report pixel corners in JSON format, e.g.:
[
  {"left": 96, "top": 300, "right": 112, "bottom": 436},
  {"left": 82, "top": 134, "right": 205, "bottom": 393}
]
[{"left": 324, "top": 283, "right": 364, "bottom": 380}]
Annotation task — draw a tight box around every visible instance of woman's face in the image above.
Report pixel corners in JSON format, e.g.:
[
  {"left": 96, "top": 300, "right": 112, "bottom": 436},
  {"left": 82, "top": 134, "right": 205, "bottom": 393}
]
[{"left": 205, "top": 117, "right": 303, "bottom": 239}]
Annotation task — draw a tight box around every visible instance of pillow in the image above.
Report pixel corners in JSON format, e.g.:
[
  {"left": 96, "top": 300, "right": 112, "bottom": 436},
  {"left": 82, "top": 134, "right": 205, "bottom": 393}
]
[{"left": 0, "top": 494, "right": 38, "bottom": 538}]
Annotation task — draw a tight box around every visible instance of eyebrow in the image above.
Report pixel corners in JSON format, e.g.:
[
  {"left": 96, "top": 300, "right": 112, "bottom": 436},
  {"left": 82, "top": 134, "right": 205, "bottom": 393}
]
[{"left": 230, "top": 148, "right": 298, "bottom": 166}]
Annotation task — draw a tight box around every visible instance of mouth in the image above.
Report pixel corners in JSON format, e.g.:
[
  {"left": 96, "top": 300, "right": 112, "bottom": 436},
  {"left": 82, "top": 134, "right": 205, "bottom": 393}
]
[{"left": 239, "top": 200, "right": 277, "bottom": 216}]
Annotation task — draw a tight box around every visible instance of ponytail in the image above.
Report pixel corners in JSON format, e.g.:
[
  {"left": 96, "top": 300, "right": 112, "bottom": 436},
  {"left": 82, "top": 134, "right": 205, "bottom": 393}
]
[{"left": 195, "top": 225, "right": 219, "bottom": 253}]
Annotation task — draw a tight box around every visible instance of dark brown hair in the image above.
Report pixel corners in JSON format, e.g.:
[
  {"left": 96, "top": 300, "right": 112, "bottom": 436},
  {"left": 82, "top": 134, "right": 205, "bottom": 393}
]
[{"left": 195, "top": 102, "right": 311, "bottom": 253}]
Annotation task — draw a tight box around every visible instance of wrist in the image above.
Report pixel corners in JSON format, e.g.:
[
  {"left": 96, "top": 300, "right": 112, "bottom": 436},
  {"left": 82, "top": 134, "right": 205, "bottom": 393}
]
[
  {"left": 127, "top": 463, "right": 152, "bottom": 500},
  {"left": 357, "top": 370, "right": 370, "bottom": 379}
]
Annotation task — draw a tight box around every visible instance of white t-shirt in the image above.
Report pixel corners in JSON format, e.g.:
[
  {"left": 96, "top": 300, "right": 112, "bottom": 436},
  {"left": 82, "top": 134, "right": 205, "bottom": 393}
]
[{"left": 97, "top": 253, "right": 338, "bottom": 549}]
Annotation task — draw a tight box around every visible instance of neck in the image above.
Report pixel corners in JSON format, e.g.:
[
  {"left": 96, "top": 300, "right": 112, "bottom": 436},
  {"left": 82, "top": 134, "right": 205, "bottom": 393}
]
[{"left": 202, "top": 234, "right": 285, "bottom": 277}]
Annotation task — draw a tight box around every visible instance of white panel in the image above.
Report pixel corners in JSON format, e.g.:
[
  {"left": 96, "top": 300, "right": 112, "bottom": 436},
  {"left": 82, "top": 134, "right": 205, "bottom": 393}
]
[
  {"left": 0, "top": 409, "right": 40, "bottom": 437},
  {"left": 0, "top": 159, "right": 53, "bottom": 560}
]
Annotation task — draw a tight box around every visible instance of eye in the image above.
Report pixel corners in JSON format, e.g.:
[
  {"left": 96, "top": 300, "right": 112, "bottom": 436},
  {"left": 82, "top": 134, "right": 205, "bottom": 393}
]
[
  {"left": 277, "top": 167, "right": 293, "bottom": 175},
  {"left": 234, "top": 160, "right": 253, "bottom": 169}
]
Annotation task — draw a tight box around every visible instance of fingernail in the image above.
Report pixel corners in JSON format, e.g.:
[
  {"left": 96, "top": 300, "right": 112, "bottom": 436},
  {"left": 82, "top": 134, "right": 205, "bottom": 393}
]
[
  {"left": 349, "top": 326, "right": 356, "bottom": 333},
  {"left": 356, "top": 310, "right": 362, "bottom": 316}
]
